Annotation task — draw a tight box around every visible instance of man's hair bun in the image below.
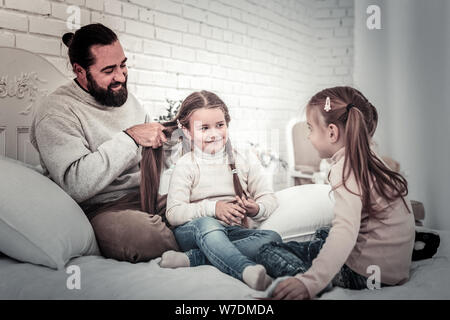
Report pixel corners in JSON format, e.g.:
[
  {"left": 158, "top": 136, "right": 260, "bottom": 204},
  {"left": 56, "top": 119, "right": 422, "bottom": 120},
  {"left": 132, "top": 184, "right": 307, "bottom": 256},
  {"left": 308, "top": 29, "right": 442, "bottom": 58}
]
[
  {"left": 62, "top": 32, "right": 75, "bottom": 47},
  {"left": 64, "top": 24, "right": 118, "bottom": 69}
]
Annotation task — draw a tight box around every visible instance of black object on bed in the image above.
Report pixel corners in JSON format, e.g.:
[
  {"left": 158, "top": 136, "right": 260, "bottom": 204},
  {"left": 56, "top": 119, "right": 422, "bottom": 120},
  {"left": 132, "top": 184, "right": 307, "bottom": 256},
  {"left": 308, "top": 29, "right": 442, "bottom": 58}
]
[{"left": 412, "top": 231, "right": 440, "bottom": 261}]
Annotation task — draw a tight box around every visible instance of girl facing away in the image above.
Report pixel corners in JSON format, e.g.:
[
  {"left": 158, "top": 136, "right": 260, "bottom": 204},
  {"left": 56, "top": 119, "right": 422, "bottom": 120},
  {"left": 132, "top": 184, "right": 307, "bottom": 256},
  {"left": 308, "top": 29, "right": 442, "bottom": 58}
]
[
  {"left": 147, "top": 90, "right": 282, "bottom": 291},
  {"left": 256, "top": 86, "right": 416, "bottom": 299}
]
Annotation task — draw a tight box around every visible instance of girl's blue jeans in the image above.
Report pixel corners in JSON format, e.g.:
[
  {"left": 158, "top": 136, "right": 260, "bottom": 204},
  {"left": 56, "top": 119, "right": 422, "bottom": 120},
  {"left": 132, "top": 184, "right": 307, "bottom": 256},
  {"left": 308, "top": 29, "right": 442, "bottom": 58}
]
[
  {"left": 255, "top": 227, "right": 369, "bottom": 293},
  {"left": 173, "top": 216, "right": 282, "bottom": 281}
]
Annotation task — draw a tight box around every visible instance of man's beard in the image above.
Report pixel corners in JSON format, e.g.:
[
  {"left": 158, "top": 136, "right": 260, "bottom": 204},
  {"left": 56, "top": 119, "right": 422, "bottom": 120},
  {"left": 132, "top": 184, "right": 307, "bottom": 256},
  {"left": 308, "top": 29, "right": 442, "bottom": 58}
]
[{"left": 86, "top": 71, "right": 128, "bottom": 107}]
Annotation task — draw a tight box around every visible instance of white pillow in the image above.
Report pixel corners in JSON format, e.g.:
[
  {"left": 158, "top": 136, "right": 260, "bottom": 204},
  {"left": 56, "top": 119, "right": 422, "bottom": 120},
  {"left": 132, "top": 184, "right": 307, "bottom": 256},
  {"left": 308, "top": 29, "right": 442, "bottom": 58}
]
[
  {"left": 258, "top": 184, "right": 335, "bottom": 242},
  {"left": 0, "top": 157, "right": 99, "bottom": 269}
]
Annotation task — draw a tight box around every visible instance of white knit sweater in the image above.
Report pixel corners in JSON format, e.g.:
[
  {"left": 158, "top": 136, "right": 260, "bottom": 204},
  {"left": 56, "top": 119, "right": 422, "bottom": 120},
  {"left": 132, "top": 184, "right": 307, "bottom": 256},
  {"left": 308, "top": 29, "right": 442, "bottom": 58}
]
[{"left": 166, "top": 145, "right": 279, "bottom": 227}]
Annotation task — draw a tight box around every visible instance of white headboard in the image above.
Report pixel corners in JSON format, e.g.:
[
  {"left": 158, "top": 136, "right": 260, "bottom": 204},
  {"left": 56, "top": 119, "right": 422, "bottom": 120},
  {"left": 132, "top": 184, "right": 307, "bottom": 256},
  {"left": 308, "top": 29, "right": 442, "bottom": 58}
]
[{"left": 0, "top": 47, "right": 70, "bottom": 166}]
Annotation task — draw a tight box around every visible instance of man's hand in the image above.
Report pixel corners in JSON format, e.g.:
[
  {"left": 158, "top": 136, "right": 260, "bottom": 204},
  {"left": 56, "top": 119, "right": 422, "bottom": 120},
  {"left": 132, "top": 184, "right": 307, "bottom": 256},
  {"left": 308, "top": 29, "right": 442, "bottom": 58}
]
[
  {"left": 271, "top": 277, "right": 310, "bottom": 300},
  {"left": 125, "top": 122, "right": 167, "bottom": 148},
  {"left": 215, "top": 201, "right": 246, "bottom": 225},
  {"left": 235, "top": 196, "right": 259, "bottom": 217}
]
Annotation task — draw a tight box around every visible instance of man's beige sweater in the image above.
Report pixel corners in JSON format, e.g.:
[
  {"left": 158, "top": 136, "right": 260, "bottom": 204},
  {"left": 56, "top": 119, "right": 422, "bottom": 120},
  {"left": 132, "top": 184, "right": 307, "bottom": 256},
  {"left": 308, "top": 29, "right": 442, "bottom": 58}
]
[{"left": 30, "top": 80, "right": 147, "bottom": 207}]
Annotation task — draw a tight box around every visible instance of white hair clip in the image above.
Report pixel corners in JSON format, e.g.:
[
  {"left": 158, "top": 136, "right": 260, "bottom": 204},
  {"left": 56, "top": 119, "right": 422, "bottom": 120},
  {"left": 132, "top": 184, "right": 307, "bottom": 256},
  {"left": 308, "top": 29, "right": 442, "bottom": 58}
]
[
  {"left": 231, "top": 169, "right": 237, "bottom": 174},
  {"left": 176, "top": 119, "right": 182, "bottom": 129},
  {"left": 324, "top": 97, "right": 331, "bottom": 112}
]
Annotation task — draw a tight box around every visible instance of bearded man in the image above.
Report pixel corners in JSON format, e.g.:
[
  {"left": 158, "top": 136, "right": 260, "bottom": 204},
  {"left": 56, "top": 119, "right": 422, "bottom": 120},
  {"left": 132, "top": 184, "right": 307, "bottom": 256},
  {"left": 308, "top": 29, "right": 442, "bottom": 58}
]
[{"left": 30, "top": 23, "right": 179, "bottom": 263}]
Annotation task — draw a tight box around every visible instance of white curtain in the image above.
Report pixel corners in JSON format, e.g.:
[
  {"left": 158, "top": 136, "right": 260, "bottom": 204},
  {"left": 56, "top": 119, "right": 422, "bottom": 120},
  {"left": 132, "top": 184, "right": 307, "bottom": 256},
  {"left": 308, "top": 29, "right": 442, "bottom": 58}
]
[{"left": 354, "top": 0, "right": 450, "bottom": 229}]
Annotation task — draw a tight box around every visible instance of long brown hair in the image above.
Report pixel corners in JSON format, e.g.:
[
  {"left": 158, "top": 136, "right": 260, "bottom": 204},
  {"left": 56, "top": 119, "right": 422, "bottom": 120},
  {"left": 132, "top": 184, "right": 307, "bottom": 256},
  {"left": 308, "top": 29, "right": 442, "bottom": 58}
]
[
  {"left": 140, "top": 90, "right": 247, "bottom": 221},
  {"left": 307, "top": 86, "right": 410, "bottom": 215}
]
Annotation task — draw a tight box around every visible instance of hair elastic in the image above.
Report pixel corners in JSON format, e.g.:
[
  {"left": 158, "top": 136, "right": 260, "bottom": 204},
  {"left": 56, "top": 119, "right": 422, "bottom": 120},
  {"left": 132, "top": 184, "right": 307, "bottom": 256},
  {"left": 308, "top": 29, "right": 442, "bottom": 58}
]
[
  {"left": 231, "top": 169, "right": 237, "bottom": 174},
  {"left": 176, "top": 119, "right": 182, "bottom": 129},
  {"left": 346, "top": 103, "right": 355, "bottom": 112}
]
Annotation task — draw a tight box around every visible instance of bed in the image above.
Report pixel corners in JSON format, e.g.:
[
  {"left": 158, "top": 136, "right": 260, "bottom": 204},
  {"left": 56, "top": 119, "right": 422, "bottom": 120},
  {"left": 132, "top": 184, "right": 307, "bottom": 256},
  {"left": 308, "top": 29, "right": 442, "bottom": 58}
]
[
  {"left": 1, "top": 231, "right": 449, "bottom": 300},
  {"left": 1, "top": 47, "right": 449, "bottom": 301}
]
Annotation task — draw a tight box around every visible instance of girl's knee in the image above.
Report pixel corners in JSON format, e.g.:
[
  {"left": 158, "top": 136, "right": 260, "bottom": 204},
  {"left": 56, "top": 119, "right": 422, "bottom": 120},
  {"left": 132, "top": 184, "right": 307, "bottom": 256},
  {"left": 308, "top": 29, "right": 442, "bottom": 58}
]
[
  {"left": 314, "top": 226, "right": 330, "bottom": 240},
  {"left": 191, "top": 216, "right": 224, "bottom": 235},
  {"left": 260, "top": 229, "right": 282, "bottom": 244}
]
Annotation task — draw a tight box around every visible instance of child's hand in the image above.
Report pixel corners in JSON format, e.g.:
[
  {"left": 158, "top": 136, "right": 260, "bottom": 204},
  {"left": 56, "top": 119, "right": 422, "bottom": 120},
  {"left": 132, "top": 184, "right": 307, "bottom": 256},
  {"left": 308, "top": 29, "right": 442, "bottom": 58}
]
[
  {"left": 235, "top": 196, "right": 260, "bottom": 217},
  {"left": 215, "top": 201, "right": 246, "bottom": 225},
  {"left": 271, "top": 277, "right": 310, "bottom": 300}
]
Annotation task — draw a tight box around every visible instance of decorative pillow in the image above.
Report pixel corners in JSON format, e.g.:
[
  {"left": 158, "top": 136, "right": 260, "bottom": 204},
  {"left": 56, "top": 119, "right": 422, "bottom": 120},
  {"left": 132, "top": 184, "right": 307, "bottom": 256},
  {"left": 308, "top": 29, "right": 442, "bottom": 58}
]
[
  {"left": 0, "top": 155, "right": 43, "bottom": 174},
  {"left": 0, "top": 157, "right": 99, "bottom": 269},
  {"left": 258, "top": 184, "right": 335, "bottom": 242}
]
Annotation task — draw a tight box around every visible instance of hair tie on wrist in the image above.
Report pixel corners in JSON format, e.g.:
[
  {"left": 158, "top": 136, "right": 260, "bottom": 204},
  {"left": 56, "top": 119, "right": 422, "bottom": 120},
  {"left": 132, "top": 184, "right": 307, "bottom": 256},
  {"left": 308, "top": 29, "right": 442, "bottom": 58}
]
[{"left": 346, "top": 103, "right": 355, "bottom": 112}]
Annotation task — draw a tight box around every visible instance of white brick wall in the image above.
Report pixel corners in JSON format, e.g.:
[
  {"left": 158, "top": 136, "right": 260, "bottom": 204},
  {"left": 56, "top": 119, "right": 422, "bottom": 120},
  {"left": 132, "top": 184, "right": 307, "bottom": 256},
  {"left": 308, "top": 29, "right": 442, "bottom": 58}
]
[
  {"left": 0, "top": 0, "right": 354, "bottom": 190},
  {"left": 312, "top": 0, "right": 354, "bottom": 92}
]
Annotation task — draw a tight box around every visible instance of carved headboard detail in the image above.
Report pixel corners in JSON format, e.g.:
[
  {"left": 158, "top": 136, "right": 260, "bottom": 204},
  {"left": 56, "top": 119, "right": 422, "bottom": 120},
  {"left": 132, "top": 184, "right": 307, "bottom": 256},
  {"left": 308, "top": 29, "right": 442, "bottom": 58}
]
[{"left": 0, "top": 47, "right": 70, "bottom": 166}]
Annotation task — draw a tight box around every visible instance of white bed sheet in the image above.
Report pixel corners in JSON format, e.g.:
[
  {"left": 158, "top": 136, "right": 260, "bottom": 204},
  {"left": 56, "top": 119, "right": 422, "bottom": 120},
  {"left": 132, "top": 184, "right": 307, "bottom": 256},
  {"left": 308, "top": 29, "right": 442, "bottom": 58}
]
[
  {"left": 1, "top": 230, "right": 449, "bottom": 300},
  {"left": 0, "top": 256, "right": 257, "bottom": 300},
  {"left": 320, "top": 229, "right": 450, "bottom": 300}
]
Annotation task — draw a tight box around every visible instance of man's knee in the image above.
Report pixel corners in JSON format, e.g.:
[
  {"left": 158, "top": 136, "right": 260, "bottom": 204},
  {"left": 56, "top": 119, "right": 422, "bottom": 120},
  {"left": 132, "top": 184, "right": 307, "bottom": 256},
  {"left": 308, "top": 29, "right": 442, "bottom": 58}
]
[{"left": 90, "top": 209, "right": 179, "bottom": 263}]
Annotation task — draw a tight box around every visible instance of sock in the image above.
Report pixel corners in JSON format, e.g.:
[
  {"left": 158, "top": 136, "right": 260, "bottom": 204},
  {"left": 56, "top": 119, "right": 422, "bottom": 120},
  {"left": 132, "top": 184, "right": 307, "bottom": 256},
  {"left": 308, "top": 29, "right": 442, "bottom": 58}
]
[
  {"left": 242, "top": 264, "right": 269, "bottom": 291},
  {"left": 264, "top": 274, "right": 273, "bottom": 289},
  {"left": 159, "top": 250, "right": 190, "bottom": 268}
]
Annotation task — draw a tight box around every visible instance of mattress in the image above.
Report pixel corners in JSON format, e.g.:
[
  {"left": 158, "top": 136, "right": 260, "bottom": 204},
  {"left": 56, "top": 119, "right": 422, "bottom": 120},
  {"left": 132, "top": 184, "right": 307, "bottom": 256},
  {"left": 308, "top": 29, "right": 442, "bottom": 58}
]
[
  {"left": 1, "top": 230, "right": 449, "bottom": 300},
  {"left": 0, "top": 255, "right": 257, "bottom": 300},
  {"left": 320, "top": 229, "right": 450, "bottom": 300}
]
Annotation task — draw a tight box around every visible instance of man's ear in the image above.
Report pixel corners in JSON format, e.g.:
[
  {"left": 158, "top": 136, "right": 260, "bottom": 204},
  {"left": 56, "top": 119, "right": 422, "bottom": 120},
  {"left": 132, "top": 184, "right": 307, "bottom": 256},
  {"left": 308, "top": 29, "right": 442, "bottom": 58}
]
[
  {"left": 328, "top": 123, "right": 340, "bottom": 143},
  {"left": 73, "top": 63, "right": 86, "bottom": 79}
]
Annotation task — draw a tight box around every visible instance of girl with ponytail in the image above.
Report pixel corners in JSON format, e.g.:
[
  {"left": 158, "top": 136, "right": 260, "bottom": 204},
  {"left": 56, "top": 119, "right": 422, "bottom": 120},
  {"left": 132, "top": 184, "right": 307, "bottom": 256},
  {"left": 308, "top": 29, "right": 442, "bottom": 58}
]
[
  {"left": 143, "top": 90, "right": 281, "bottom": 291},
  {"left": 256, "top": 86, "right": 416, "bottom": 300}
]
